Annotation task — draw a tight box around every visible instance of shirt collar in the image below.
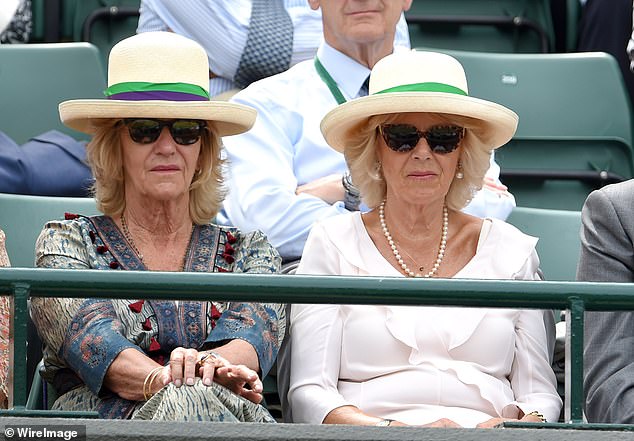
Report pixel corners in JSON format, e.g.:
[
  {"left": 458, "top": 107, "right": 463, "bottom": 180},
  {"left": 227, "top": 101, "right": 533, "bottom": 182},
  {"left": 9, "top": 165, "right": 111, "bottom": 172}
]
[{"left": 316, "top": 42, "right": 371, "bottom": 99}]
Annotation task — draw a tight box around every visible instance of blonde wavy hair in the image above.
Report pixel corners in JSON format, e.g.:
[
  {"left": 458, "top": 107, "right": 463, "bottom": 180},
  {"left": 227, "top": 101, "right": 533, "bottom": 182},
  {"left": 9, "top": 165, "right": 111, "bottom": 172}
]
[
  {"left": 86, "top": 119, "right": 225, "bottom": 224},
  {"left": 344, "top": 113, "right": 493, "bottom": 210}
]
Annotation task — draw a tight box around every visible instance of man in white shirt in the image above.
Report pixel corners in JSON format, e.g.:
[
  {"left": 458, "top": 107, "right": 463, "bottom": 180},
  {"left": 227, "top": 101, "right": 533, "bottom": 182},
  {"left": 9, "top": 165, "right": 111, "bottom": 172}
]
[
  {"left": 219, "top": 0, "right": 515, "bottom": 263},
  {"left": 137, "top": 0, "right": 411, "bottom": 98}
]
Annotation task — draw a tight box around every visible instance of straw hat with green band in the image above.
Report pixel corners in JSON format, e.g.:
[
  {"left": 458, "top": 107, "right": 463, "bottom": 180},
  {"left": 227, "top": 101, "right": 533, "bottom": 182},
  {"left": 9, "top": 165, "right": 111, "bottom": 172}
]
[
  {"left": 59, "top": 31, "right": 256, "bottom": 137},
  {"left": 320, "top": 50, "right": 519, "bottom": 154}
]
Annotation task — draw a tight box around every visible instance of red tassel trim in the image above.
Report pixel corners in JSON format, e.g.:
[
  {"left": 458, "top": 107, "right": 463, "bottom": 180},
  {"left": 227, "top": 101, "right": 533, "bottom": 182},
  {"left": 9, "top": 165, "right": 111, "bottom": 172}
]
[
  {"left": 222, "top": 253, "right": 235, "bottom": 264},
  {"left": 224, "top": 242, "right": 235, "bottom": 254},
  {"left": 64, "top": 213, "right": 79, "bottom": 220},
  {"left": 128, "top": 300, "right": 144, "bottom": 313},
  {"left": 211, "top": 304, "right": 221, "bottom": 320},
  {"left": 109, "top": 261, "right": 120, "bottom": 269},
  {"left": 149, "top": 337, "right": 161, "bottom": 352},
  {"left": 142, "top": 317, "right": 152, "bottom": 331},
  {"left": 226, "top": 231, "right": 237, "bottom": 244},
  {"left": 96, "top": 245, "right": 109, "bottom": 254}
]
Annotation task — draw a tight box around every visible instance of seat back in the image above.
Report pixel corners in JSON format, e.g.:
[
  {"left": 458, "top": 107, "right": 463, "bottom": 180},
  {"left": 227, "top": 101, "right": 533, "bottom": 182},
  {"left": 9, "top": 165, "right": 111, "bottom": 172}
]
[
  {"left": 63, "top": 0, "right": 140, "bottom": 74},
  {"left": 506, "top": 206, "right": 582, "bottom": 281},
  {"left": 440, "top": 49, "right": 634, "bottom": 210},
  {"left": 0, "top": 193, "right": 99, "bottom": 268},
  {"left": 407, "top": 0, "right": 555, "bottom": 53},
  {"left": 0, "top": 42, "right": 106, "bottom": 145}
]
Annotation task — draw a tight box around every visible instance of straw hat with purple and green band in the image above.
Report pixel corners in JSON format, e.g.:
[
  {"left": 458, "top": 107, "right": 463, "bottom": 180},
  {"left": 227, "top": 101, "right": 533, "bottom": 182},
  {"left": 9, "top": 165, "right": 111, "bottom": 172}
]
[
  {"left": 320, "top": 50, "right": 519, "bottom": 155},
  {"left": 59, "top": 31, "right": 256, "bottom": 137}
]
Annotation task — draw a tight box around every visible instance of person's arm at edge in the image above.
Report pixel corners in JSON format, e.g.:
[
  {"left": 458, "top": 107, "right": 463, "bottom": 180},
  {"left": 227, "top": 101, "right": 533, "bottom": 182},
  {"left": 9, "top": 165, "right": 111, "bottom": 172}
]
[{"left": 578, "top": 188, "right": 634, "bottom": 423}]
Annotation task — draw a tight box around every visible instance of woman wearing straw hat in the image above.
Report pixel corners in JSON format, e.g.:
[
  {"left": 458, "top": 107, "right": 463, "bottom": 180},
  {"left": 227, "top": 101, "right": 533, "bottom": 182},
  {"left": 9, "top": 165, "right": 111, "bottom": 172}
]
[
  {"left": 29, "top": 32, "right": 283, "bottom": 421},
  {"left": 288, "top": 50, "right": 561, "bottom": 427}
]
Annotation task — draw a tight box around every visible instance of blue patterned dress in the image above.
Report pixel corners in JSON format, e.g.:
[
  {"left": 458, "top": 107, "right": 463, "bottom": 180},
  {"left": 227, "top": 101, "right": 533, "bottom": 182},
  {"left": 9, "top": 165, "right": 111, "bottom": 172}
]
[{"left": 30, "top": 215, "right": 283, "bottom": 421}]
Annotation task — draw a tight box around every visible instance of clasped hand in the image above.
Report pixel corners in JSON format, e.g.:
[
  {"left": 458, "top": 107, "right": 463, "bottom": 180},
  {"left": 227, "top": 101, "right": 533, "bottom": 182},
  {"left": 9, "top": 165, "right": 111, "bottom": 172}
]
[{"left": 151, "top": 347, "right": 263, "bottom": 403}]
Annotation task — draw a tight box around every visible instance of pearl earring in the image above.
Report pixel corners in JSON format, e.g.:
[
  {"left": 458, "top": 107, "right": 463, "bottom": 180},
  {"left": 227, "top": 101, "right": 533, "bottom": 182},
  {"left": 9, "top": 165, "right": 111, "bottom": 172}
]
[
  {"left": 370, "top": 161, "right": 382, "bottom": 180},
  {"left": 455, "top": 160, "right": 464, "bottom": 180}
]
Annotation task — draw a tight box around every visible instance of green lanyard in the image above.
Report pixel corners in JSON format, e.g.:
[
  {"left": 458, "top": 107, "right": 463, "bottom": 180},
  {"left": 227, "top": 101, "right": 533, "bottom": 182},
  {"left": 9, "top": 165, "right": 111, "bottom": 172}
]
[{"left": 314, "top": 56, "right": 347, "bottom": 105}]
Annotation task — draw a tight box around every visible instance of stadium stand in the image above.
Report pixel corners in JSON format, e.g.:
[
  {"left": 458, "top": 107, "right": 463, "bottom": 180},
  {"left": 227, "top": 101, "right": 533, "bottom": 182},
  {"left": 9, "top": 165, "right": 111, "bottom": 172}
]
[
  {"left": 4, "top": 3, "right": 634, "bottom": 439},
  {"left": 406, "top": 0, "right": 555, "bottom": 53},
  {"left": 507, "top": 206, "right": 581, "bottom": 281},
  {"left": 0, "top": 193, "right": 98, "bottom": 268},
  {"left": 431, "top": 49, "right": 633, "bottom": 211},
  {"left": 0, "top": 42, "right": 105, "bottom": 144},
  {"left": 0, "top": 192, "right": 99, "bottom": 402},
  {"left": 27, "top": 0, "right": 139, "bottom": 72},
  {"left": 563, "top": 0, "right": 582, "bottom": 52},
  {"left": 67, "top": 0, "right": 140, "bottom": 74}
]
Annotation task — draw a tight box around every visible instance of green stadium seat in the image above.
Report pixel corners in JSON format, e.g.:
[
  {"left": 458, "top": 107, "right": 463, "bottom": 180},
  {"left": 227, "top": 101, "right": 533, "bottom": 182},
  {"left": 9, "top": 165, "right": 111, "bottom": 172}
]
[
  {"left": 406, "top": 0, "right": 555, "bottom": 53},
  {"left": 63, "top": 0, "right": 140, "bottom": 74},
  {"left": 564, "top": 0, "right": 582, "bottom": 52},
  {"left": 0, "top": 42, "right": 105, "bottom": 144},
  {"left": 0, "top": 193, "right": 99, "bottom": 268},
  {"left": 25, "top": 360, "right": 58, "bottom": 411},
  {"left": 506, "top": 206, "right": 582, "bottom": 281},
  {"left": 29, "top": 0, "right": 47, "bottom": 42},
  {"left": 507, "top": 205, "right": 582, "bottom": 410},
  {"left": 0, "top": 192, "right": 99, "bottom": 400},
  {"left": 434, "top": 49, "right": 633, "bottom": 210}
]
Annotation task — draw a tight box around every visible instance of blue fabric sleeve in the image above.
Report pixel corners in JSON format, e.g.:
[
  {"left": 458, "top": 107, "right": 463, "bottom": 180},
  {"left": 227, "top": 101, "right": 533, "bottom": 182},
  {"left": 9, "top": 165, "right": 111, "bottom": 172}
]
[
  {"left": 61, "top": 298, "right": 143, "bottom": 395},
  {"left": 204, "top": 302, "right": 280, "bottom": 378}
]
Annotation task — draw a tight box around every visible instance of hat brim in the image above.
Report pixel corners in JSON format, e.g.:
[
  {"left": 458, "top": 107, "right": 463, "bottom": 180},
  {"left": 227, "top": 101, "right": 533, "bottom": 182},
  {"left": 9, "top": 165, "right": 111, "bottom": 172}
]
[
  {"left": 321, "top": 92, "right": 518, "bottom": 153},
  {"left": 59, "top": 99, "right": 256, "bottom": 137}
]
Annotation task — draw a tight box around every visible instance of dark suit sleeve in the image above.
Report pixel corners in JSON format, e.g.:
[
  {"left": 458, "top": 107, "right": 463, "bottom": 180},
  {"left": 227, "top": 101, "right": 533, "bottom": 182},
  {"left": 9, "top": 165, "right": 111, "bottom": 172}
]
[
  {"left": 578, "top": 186, "right": 634, "bottom": 423},
  {"left": 0, "top": 131, "right": 28, "bottom": 194}
]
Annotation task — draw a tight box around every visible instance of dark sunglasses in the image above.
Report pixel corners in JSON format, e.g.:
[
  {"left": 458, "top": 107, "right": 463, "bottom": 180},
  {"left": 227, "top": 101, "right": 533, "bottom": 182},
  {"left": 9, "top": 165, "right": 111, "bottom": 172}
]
[
  {"left": 379, "top": 123, "right": 465, "bottom": 154},
  {"left": 122, "top": 118, "right": 207, "bottom": 145}
]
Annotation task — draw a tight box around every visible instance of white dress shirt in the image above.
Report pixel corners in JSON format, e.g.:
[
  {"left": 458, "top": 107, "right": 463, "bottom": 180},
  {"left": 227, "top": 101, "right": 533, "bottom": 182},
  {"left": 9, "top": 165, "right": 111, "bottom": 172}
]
[
  {"left": 289, "top": 212, "right": 562, "bottom": 426},
  {"left": 137, "top": 0, "right": 411, "bottom": 96},
  {"left": 219, "top": 42, "right": 369, "bottom": 260}
]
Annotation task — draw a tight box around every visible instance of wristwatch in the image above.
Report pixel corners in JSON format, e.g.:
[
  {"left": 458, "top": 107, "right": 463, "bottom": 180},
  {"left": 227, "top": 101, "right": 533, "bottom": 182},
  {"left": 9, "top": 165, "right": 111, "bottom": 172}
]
[
  {"left": 342, "top": 172, "right": 361, "bottom": 211},
  {"left": 375, "top": 419, "right": 394, "bottom": 426}
]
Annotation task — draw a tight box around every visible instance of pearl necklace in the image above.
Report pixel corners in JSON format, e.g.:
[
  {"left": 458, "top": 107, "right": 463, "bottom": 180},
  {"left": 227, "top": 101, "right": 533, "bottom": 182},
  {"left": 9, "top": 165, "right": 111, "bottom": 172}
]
[{"left": 379, "top": 200, "right": 448, "bottom": 278}]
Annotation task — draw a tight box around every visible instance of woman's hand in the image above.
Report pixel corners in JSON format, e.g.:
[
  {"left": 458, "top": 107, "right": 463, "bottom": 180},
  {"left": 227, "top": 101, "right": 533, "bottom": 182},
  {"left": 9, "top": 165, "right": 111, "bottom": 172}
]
[
  {"left": 211, "top": 361, "right": 264, "bottom": 404},
  {"left": 169, "top": 347, "right": 264, "bottom": 404},
  {"left": 104, "top": 348, "right": 169, "bottom": 401},
  {"left": 420, "top": 418, "right": 462, "bottom": 428},
  {"left": 169, "top": 347, "right": 202, "bottom": 387},
  {"left": 475, "top": 417, "right": 511, "bottom": 428},
  {"left": 476, "top": 412, "right": 545, "bottom": 428}
]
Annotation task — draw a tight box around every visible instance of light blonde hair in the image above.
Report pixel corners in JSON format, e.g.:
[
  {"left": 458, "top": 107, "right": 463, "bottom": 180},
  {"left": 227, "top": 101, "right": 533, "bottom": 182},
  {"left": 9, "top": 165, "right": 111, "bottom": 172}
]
[
  {"left": 344, "top": 113, "right": 492, "bottom": 210},
  {"left": 86, "top": 119, "right": 225, "bottom": 224}
]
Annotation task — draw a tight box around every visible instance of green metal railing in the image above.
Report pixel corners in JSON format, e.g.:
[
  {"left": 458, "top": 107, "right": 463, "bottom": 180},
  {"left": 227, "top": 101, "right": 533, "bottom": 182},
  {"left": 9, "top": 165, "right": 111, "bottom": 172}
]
[{"left": 2, "top": 267, "right": 634, "bottom": 424}]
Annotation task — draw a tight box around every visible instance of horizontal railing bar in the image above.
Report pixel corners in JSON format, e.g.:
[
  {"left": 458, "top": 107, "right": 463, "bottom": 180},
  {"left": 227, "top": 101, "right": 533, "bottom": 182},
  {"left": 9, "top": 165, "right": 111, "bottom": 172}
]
[
  {"left": 0, "top": 268, "right": 625, "bottom": 422},
  {"left": 0, "top": 409, "right": 98, "bottom": 418},
  {"left": 0, "top": 268, "right": 632, "bottom": 311}
]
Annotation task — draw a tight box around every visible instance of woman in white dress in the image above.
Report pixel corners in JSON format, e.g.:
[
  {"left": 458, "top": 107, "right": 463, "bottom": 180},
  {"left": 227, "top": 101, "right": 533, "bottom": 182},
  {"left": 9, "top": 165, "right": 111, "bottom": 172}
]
[{"left": 288, "top": 50, "right": 562, "bottom": 428}]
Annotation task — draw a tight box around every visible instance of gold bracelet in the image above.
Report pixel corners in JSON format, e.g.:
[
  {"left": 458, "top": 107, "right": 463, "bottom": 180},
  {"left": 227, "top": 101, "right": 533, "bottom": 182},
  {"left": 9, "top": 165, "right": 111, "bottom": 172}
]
[
  {"left": 143, "top": 366, "right": 164, "bottom": 401},
  {"left": 525, "top": 411, "right": 546, "bottom": 423}
]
